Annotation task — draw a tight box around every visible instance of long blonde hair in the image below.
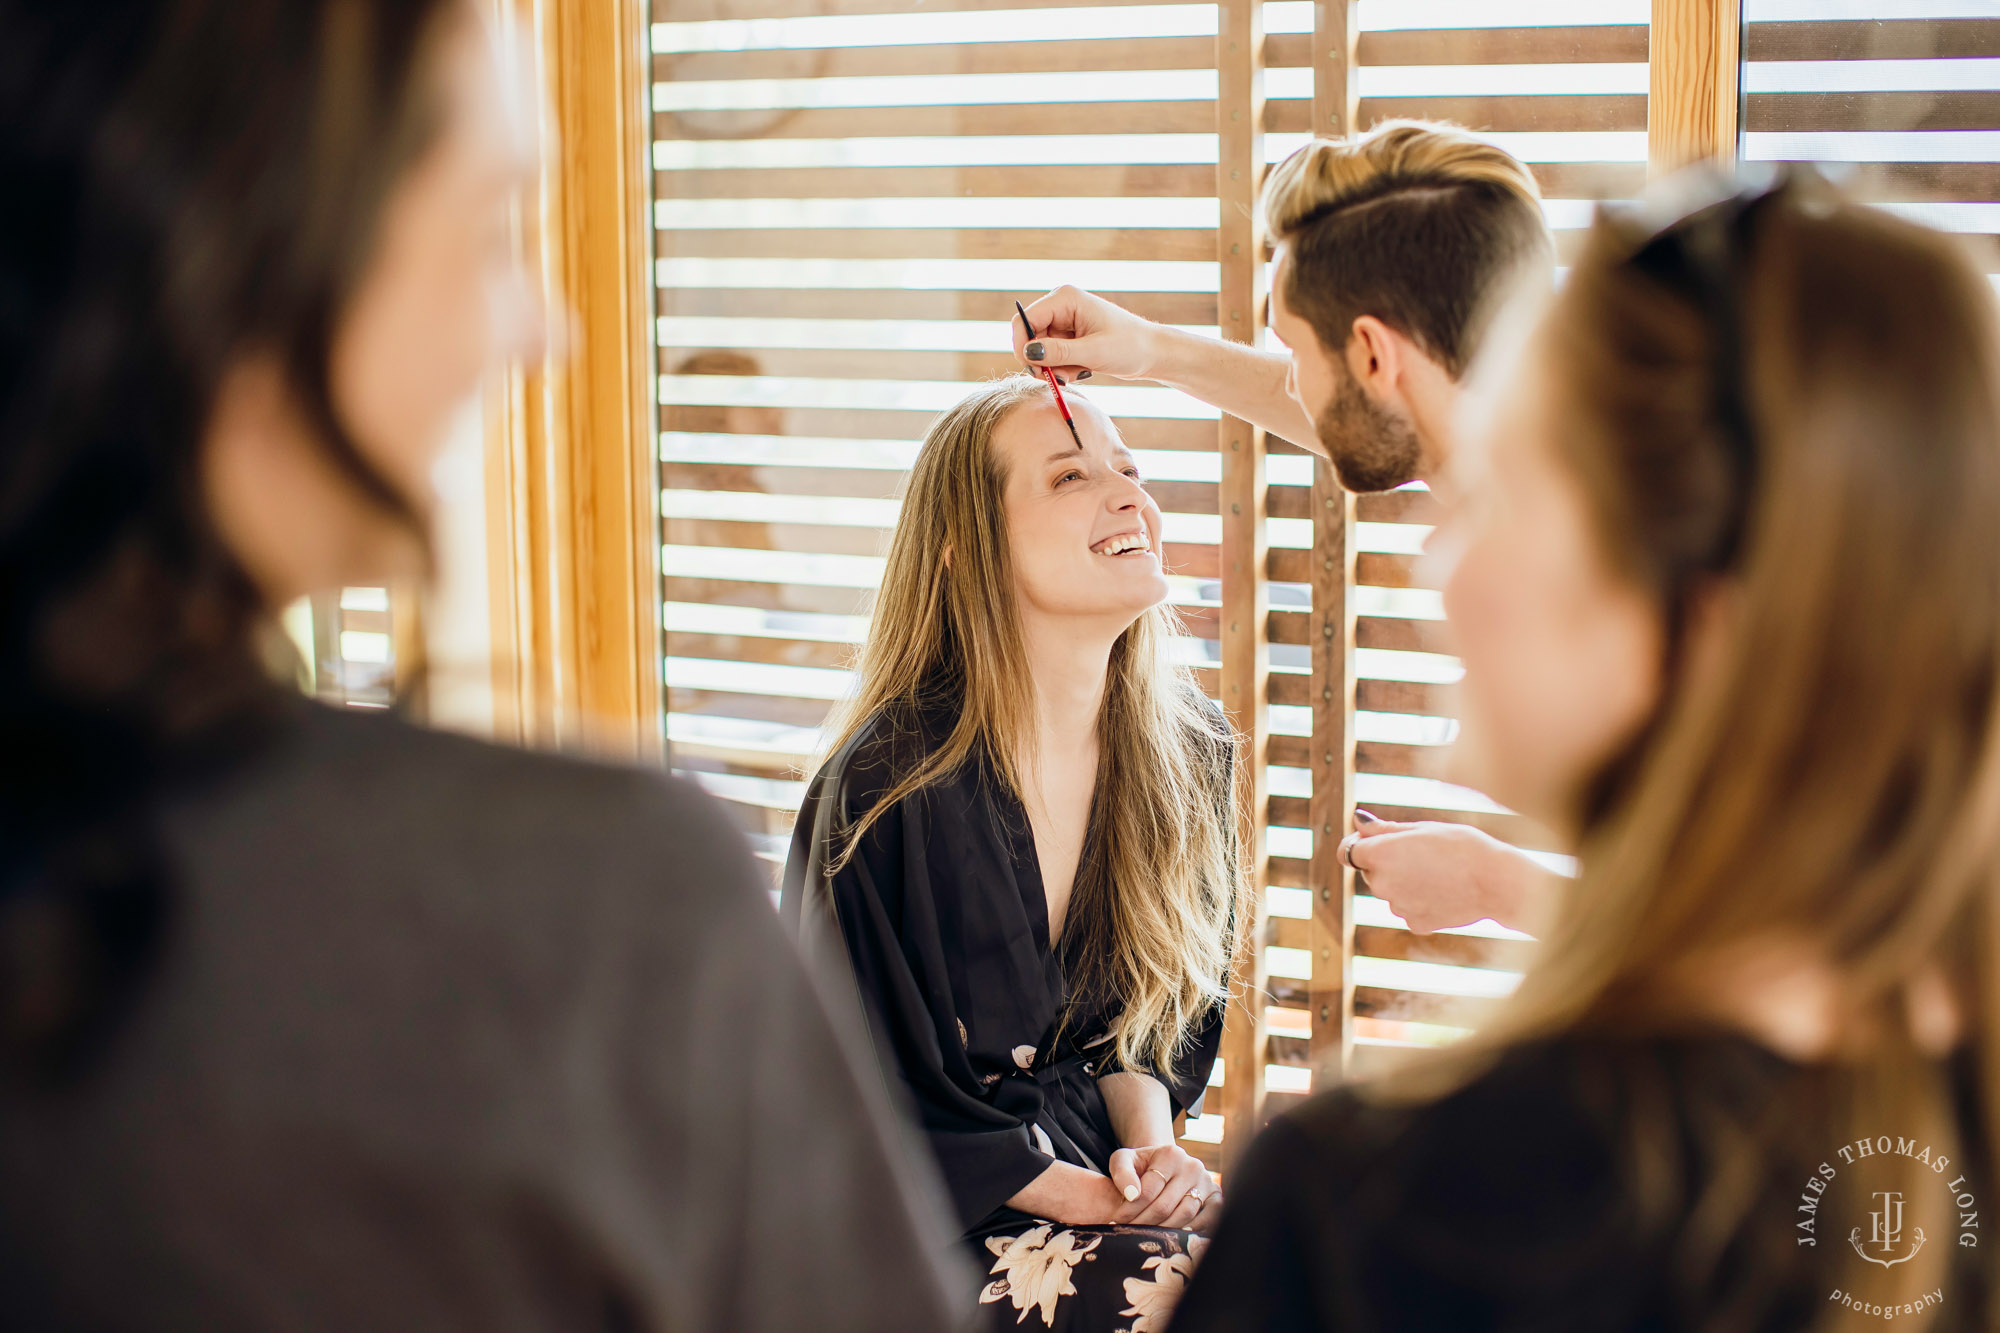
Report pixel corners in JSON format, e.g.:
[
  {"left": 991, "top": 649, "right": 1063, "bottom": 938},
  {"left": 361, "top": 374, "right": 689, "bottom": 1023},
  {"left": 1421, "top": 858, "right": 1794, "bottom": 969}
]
[
  {"left": 1389, "top": 182, "right": 2000, "bottom": 1323},
  {"left": 820, "top": 374, "right": 1246, "bottom": 1078}
]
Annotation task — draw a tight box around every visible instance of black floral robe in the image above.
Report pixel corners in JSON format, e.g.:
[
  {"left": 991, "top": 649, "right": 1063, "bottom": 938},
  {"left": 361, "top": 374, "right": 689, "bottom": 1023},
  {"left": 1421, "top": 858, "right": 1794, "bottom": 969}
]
[{"left": 781, "top": 697, "right": 1229, "bottom": 1332}]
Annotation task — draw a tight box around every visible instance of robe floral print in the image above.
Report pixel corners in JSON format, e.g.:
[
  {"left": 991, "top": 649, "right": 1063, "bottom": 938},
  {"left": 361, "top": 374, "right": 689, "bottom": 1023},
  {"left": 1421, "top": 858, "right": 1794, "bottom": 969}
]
[{"left": 979, "top": 1226, "right": 1208, "bottom": 1332}]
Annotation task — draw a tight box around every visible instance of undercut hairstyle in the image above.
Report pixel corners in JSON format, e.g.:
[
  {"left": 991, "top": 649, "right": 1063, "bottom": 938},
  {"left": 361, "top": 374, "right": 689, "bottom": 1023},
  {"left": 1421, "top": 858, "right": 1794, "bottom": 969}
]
[{"left": 1263, "top": 120, "right": 1555, "bottom": 378}]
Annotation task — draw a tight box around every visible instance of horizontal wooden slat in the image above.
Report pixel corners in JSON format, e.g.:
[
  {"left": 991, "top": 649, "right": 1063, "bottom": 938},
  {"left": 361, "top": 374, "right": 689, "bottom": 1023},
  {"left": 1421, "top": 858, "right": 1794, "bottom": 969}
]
[
  {"left": 1366, "top": 23, "right": 1646, "bottom": 65},
  {"left": 658, "top": 405, "right": 1216, "bottom": 449},
  {"left": 661, "top": 225, "right": 1218, "bottom": 263},
  {"left": 1269, "top": 916, "right": 1535, "bottom": 972},
  {"left": 1365, "top": 94, "right": 1648, "bottom": 136},
  {"left": 1266, "top": 854, "right": 1310, "bottom": 889},
  {"left": 1182, "top": 606, "right": 1437, "bottom": 652},
  {"left": 1747, "top": 90, "right": 2000, "bottom": 135},
  {"left": 1264, "top": 976, "right": 1497, "bottom": 1027},
  {"left": 1527, "top": 161, "right": 1648, "bottom": 199},
  {"left": 1357, "top": 615, "right": 1454, "bottom": 655},
  {"left": 656, "top": 164, "right": 1217, "bottom": 200},
  {"left": 657, "top": 101, "right": 1218, "bottom": 143},
  {"left": 1267, "top": 1033, "right": 1310, "bottom": 1066},
  {"left": 658, "top": 286, "right": 1219, "bottom": 325},
  {"left": 668, "top": 686, "right": 833, "bottom": 729},
  {"left": 1271, "top": 548, "right": 1428, "bottom": 588},
  {"left": 1355, "top": 924, "right": 1535, "bottom": 973},
  {"left": 1346, "top": 801, "right": 1534, "bottom": 846},
  {"left": 667, "top": 516, "right": 888, "bottom": 558},
  {"left": 1356, "top": 489, "right": 1440, "bottom": 525},
  {"left": 1353, "top": 985, "right": 1498, "bottom": 1026},
  {"left": 1836, "top": 162, "right": 2000, "bottom": 205},
  {"left": 1265, "top": 735, "right": 1445, "bottom": 779},
  {"left": 656, "top": 34, "right": 1219, "bottom": 83},
  {"left": 1746, "top": 17, "right": 2000, "bottom": 61},
  {"left": 665, "top": 576, "right": 874, "bottom": 617},
  {"left": 674, "top": 746, "right": 805, "bottom": 779},
  {"left": 660, "top": 344, "right": 1034, "bottom": 382},
  {"left": 664, "top": 461, "right": 904, "bottom": 501},
  {"left": 1142, "top": 480, "right": 1224, "bottom": 515},
  {"left": 664, "top": 0, "right": 1221, "bottom": 20},
  {"left": 668, "top": 630, "right": 857, "bottom": 671}
]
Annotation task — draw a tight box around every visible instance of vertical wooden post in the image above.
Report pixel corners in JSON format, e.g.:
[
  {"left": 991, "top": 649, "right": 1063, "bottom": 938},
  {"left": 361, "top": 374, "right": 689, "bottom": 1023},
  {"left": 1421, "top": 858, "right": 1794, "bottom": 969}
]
[
  {"left": 1309, "top": 0, "right": 1359, "bottom": 1089},
  {"left": 1650, "top": 0, "right": 1744, "bottom": 175},
  {"left": 1215, "top": 0, "right": 1269, "bottom": 1175},
  {"left": 484, "top": 0, "right": 664, "bottom": 761}
]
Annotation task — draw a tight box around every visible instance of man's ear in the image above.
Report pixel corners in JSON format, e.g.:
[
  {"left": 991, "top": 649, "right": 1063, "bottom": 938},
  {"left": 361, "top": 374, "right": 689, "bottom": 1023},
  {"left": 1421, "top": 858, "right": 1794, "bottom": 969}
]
[{"left": 1347, "top": 315, "right": 1405, "bottom": 397}]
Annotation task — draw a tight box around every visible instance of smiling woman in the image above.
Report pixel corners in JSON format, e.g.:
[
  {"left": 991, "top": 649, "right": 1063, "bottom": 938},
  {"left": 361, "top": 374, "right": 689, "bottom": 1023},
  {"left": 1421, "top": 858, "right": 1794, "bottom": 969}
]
[{"left": 782, "top": 373, "right": 1247, "bottom": 1332}]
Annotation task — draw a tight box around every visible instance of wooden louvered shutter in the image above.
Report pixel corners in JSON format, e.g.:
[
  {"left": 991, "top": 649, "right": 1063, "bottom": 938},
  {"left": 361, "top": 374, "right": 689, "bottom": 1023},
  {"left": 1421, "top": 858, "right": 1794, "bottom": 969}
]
[
  {"left": 649, "top": 0, "right": 1253, "bottom": 1165},
  {"left": 1261, "top": 3, "right": 1650, "bottom": 1106},
  {"left": 1743, "top": 0, "right": 2000, "bottom": 288}
]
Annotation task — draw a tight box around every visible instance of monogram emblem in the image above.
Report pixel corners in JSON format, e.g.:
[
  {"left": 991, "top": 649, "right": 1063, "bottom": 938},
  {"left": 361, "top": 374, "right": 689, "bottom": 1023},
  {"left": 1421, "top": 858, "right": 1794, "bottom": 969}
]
[{"left": 1849, "top": 1191, "right": 1927, "bottom": 1269}]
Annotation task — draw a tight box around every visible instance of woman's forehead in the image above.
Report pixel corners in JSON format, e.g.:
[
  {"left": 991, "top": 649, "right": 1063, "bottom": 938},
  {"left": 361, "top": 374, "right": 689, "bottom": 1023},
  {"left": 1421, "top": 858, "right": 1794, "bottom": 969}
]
[{"left": 995, "top": 392, "right": 1128, "bottom": 465}]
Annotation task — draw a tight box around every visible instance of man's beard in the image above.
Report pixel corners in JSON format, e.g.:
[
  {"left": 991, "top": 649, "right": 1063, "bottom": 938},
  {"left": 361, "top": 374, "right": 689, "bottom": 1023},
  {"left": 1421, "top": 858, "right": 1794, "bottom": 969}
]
[{"left": 1315, "top": 366, "right": 1424, "bottom": 493}]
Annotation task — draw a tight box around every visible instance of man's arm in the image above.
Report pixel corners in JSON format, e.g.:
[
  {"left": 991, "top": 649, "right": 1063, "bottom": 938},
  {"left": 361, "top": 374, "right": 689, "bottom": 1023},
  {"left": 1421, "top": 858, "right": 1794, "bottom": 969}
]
[
  {"left": 1014, "top": 286, "right": 1323, "bottom": 455},
  {"left": 1338, "top": 813, "right": 1555, "bottom": 936}
]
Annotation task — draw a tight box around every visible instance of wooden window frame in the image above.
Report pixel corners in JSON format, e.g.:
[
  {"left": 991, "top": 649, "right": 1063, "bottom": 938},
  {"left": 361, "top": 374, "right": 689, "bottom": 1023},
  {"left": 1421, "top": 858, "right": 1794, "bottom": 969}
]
[{"left": 484, "top": 0, "right": 665, "bottom": 762}]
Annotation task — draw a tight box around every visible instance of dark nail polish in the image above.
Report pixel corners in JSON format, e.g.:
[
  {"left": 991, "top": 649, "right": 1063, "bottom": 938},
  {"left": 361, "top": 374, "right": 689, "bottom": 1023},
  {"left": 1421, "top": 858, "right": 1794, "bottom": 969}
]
[
  {"left": 1355, "top": 808, "right": 1380, "bottom": 824},
  {"left": 1077, "top": 370, "right": 1093, "bottom": 380},
  {"left": 1026, "top": 342, "right": 1045, "bottom": 362},
  {"left": 1055, "top": 375, "right": 1068, "bottom": 385}
]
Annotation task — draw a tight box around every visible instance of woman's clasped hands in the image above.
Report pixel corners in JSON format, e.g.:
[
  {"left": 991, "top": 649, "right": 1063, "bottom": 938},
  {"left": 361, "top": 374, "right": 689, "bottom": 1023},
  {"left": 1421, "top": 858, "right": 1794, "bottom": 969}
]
[{"left": 1106, "top": 1142, "right": 1222, "bottom": 1234}]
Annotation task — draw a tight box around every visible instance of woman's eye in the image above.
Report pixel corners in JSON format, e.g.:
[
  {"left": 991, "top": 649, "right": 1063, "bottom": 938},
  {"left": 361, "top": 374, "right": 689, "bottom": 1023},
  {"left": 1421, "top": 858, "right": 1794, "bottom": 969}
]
[
  {"left": 1056, "top": 470, "right": 1084, "bottom": 485},
  {"left": 1124, "top": 469, "right": 1144, "bottom": 482}
]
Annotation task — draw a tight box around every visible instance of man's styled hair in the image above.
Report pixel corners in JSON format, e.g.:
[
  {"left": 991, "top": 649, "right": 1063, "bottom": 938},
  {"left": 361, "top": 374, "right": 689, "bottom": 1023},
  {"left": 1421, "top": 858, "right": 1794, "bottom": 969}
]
[{"left": 1263, "top": 120, "right": 1554, "bottom": 378}]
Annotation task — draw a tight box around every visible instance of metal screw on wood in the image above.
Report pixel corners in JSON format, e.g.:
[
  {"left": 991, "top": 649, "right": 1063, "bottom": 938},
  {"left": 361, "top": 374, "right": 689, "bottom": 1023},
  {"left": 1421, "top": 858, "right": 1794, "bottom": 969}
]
[
  {"left": 1323, "top": 753, "right": 1334, "bottom": 765},
  {"left": 1319, "top": 1005, "right": 1331, "bottom": 1020}
]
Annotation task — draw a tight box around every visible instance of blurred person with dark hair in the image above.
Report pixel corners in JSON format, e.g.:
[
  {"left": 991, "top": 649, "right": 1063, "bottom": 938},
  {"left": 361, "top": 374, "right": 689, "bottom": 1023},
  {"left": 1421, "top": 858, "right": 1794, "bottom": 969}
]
[
  {"left": 0, "top": 2, "right": 962, "bottom": 1327},
  {"left": 1170, "top": 173, "right": 2000, "bottom": 1331}
]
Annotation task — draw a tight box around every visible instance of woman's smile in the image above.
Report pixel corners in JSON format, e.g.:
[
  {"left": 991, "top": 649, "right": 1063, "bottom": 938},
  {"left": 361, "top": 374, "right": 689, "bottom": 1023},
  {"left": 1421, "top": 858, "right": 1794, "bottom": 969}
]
[{"left": 1090, "top": 529, "right": 1154, "bottom": 558}]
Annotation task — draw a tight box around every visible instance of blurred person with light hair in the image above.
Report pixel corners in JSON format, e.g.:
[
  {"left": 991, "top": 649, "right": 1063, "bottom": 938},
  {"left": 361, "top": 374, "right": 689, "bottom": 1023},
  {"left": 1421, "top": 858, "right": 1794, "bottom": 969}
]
[
  {"left": 1014, "top": 121, "right": 1564, "bottom": 948},
  {"left": 1172, "top": 170, "right": 2000, "bottom": 1333}
]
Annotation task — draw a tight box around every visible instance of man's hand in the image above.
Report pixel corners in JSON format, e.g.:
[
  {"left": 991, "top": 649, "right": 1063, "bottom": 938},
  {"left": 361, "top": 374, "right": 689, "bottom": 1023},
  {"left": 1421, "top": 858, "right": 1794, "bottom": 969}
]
[
  {"left": 1011, "top": 285, "right": 1168, "bottom": 383},
  {"left": 1010, "top": 285, "right": 1320, "bottom": 449},
  {"left": 1108, "top": 1142, "right": 1219, "bottom": 1231},
  {"left": 1336, "top": 811, "right": 1547, "bottom": 935}
]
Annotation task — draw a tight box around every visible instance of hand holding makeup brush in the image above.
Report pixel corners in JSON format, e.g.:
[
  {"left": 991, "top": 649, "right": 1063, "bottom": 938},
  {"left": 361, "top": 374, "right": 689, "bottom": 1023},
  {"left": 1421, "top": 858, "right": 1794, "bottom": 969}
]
[{"left": 1011, "top": 284, "right": 1165, "bottom": 383}]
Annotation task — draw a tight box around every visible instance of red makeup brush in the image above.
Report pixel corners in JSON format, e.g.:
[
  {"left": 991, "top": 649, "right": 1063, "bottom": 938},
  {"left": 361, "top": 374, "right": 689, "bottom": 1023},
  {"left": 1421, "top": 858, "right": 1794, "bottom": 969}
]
[{"left": 1015, "top": 300, "right": 1083, "bottom": 450}]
